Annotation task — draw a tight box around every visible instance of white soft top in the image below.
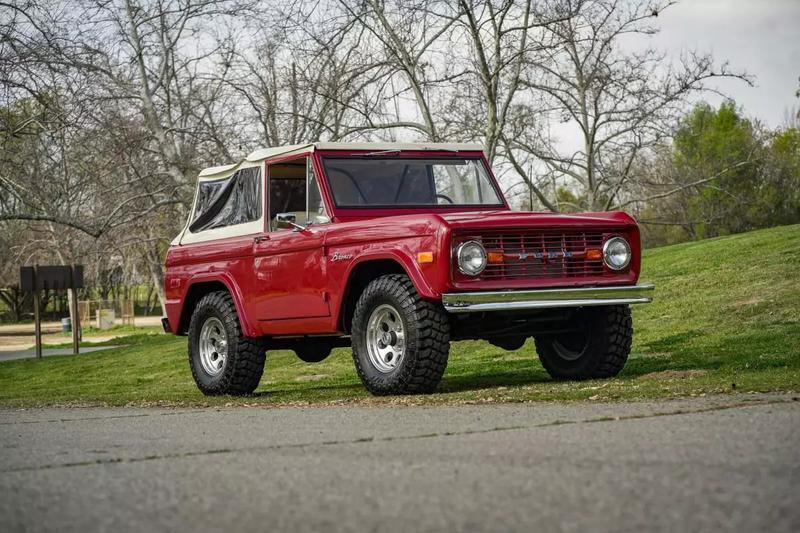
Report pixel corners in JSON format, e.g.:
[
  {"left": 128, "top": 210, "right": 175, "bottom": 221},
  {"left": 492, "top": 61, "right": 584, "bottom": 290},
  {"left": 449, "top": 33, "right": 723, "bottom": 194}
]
[
  {"left": 175, "top": 141, "right": 485, "bottom": 245},
  {"left": 197, "top": 142, "right": 485, "bottom": 180}
]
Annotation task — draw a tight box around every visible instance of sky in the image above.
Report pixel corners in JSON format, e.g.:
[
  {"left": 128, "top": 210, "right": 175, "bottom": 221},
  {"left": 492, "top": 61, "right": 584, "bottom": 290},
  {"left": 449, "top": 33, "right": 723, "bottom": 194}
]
[{"left": 649, "top": 0, "right": 800, "bottom": 127}]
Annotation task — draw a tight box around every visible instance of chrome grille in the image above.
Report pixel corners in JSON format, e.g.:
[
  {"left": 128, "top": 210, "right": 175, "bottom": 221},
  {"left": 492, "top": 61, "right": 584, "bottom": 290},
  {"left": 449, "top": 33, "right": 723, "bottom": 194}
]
[{"left": 457, "top": 230, "right": 607, "bottom": 281}]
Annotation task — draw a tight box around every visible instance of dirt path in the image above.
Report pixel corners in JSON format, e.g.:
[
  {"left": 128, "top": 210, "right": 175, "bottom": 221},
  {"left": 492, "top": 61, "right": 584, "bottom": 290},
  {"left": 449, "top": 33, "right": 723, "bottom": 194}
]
[{"left": 0, "top": 316, "right": 163, "bottom": 351}]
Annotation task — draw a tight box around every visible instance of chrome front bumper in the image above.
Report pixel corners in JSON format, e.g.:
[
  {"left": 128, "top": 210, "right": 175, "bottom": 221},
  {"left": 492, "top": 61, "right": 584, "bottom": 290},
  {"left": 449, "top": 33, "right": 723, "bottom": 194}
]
[{"left": 442, "top": 284, "right": 655, "bottom": 313}]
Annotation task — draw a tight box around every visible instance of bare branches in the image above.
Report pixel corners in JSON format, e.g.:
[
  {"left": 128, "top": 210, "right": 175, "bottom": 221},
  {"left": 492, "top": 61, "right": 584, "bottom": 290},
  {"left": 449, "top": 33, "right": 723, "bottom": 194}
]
[
  {"left": 510, "top": 0, "right": 751, "bottom": 211},
  {"left": 611, "top": 160, "right": 751, "bottom": 211}
]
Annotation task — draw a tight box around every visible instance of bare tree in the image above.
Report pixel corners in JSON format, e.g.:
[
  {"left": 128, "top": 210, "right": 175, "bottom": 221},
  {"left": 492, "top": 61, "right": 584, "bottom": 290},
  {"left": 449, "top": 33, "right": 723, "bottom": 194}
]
[
  {"left": 221, "top": 8, "right": 395, "bottom": 146},
  {"left": 440, "top": 1, "right": 574, "bottom": 162},
  {"left": 1, "top": 1, "right": 267, "bottom": 312},
  {"left": 505, "top": 0, "right": 751, "bottom": 211},
  {"left": 340, "top": 0, "right": 462, "bottom": 141}
]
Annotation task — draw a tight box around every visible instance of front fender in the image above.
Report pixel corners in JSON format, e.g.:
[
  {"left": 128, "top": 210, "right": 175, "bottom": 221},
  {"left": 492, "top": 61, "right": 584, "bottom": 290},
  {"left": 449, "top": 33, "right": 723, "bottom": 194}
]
[
  {"left": 326, "top": 230, "right": 449, "bottom": 334},
  {"left": 342, "top": 250, "right": 439, "bottom": 300}
]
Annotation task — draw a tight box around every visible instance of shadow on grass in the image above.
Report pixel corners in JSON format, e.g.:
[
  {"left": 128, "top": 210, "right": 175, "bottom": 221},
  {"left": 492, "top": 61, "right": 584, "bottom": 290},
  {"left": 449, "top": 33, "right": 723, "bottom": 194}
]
[
  {"left": 442, "top": 326, "right": 800, "bottom": 393},
  {"left": 256, "top": 381, "right": 368, "bottom": 399},
  {"left": 260, "top": 335, "right": 783, "bottom": 398},
  {"left": 440, "top": 356, "right": 713, "bottom": 393},
  {"left": 138, "top": 327, "right": 800, "bottom": 402},
  {"left": 439, "top": 370, "right": 550, "bottom": 394},
  {"left": 639, "top": 330, "right": 702, "bottom": 353}
]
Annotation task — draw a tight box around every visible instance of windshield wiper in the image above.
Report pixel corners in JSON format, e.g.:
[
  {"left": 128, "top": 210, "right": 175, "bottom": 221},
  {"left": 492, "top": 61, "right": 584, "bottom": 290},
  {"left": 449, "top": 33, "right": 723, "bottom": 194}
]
[{"left": 363, "top": 149, "right": 401, "bottom": 157}]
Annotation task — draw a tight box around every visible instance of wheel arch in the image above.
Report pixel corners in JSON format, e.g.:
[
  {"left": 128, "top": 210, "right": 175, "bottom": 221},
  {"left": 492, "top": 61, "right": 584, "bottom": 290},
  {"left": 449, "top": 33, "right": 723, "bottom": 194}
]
[
  {"left": 178, "top": 276, "right": 256, "bottom": 337},
  {"left": 337, "top": 256, "right": 429, "bottom": 334}
]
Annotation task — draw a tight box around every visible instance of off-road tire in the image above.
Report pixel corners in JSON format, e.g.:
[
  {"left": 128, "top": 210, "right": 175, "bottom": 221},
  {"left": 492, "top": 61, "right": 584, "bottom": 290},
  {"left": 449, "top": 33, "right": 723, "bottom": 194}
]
[
  {"left": 188, "top": 291, "right": 267, "bottom": 395},
  {"left": 534, "top": 305, "right": 632, "bottom": 380},
  {"left": 351, "top": 274, "right": 450, "bottom": 395}
]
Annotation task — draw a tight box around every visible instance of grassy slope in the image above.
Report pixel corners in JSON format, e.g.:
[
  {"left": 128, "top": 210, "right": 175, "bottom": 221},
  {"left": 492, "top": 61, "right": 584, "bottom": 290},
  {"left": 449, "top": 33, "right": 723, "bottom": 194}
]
[{"left": 0, "top": 225, "right": 798, "bottom": 407}]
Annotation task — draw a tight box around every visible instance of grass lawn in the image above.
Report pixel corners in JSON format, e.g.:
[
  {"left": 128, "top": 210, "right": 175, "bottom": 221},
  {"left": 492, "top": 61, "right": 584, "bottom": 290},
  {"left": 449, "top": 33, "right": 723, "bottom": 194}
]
[{"left": 1, "top": 224, "right": 798, "bottom": 407}]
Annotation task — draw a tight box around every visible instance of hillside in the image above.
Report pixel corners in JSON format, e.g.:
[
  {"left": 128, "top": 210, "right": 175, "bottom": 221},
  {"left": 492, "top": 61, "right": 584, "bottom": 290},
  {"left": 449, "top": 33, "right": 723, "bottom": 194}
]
[
  {"left": 0, "top": 225, "right": 798, "bottom": 406},
  {"left": 632, "top": 224, "right": 799, "bottom": 387}
]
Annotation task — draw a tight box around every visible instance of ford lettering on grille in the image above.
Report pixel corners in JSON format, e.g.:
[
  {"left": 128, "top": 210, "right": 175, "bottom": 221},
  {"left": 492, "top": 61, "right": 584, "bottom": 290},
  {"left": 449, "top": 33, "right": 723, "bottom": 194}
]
[{"left": 518, "top": 251, "right": 574, "bottom": 260}]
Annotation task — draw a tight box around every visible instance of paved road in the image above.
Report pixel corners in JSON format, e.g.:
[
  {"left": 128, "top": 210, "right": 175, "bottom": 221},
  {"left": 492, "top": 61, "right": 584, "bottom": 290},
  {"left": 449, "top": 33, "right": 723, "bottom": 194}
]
[{"left": 1, "top": 394, "right": 797, "bottom": 532}]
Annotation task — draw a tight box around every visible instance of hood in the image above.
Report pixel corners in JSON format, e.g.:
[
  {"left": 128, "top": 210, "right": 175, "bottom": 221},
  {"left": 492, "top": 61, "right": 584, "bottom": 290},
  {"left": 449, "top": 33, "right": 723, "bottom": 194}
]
[{"left": 437, "top": 210, "right": 638, "bottom": 231}]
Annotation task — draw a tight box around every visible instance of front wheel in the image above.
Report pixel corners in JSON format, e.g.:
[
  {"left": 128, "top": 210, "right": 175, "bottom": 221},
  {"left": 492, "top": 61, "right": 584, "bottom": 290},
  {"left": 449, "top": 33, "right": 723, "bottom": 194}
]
[
  {"left": 351, "top": 274, "right": 450, "bottom": 395},
  {"left": 534, "top": 305, "right": 632, "bottom": 380},
  {"left": 188, "top": 291, "right": 267, "bottom": 395}
]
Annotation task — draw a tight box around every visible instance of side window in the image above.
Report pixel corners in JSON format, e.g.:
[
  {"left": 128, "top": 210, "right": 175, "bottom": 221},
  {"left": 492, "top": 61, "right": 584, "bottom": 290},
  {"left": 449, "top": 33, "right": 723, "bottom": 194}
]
[
  {"left": 268, "top": 157, "right": 328, "bottom": 231},
  {"left": 307, "top": 159, "right": 329, "bottom": 224},
  {"left": 189, "top": 167, "right": 262, "bottom": 233},
  {"left": 431, "top": 160, "right": 501, "bottom": 205},
  {"left": 269, "top": 160, "right": 306, "bottom": 230}
]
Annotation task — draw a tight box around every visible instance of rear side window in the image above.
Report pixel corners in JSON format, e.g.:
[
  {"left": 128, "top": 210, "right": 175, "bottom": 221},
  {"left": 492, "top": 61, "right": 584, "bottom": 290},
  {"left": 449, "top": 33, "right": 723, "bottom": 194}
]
[{"left": 189, "top": 167, "right": 262, "bottom": 233}]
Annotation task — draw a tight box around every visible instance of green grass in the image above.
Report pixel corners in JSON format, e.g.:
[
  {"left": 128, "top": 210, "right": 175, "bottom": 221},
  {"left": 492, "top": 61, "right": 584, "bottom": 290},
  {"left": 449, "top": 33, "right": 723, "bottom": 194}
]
[{"left": 1, "top": 225, "right": 798, "bottom": 407}]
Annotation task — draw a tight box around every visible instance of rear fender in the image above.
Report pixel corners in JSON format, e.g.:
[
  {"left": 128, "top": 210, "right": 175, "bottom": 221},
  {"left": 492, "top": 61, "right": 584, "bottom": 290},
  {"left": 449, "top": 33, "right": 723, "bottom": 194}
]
[{"left": 178, "top": 273, "right": 258, "bottom": 337}]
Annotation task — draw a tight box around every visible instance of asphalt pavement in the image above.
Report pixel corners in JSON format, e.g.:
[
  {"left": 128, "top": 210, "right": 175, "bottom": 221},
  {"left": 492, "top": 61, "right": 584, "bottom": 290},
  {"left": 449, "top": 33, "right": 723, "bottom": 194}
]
[{"left": 1, "top": 393, "right": 798, "bottom": 532}]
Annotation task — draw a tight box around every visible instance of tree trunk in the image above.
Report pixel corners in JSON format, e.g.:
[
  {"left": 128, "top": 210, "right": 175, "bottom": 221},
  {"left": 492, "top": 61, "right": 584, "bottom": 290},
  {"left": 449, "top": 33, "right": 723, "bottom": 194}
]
[
  {"left": 143, "top": 240, "right": 167, "bottom": 317},
  {"left": 145, "top": 284, "right": 155, "bottom": 315},
  {"left": 0, "top": 286, "right": 30, "bottom": 322}
]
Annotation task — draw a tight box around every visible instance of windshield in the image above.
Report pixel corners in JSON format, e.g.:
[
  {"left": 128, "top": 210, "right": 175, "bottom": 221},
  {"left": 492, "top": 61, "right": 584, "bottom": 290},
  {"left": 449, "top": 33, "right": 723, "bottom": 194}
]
[{"left": 321, "top": 157, "right": 503, "bottom": 207}]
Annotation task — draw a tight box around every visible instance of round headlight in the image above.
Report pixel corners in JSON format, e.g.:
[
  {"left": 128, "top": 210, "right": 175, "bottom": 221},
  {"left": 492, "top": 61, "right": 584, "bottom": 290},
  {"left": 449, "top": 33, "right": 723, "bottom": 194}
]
[
  {"left": 457, "top": 240, "right": 487, "bottom": 276},
  {"left": 603, "top": 237, "right": 632, "bottom": 270}
]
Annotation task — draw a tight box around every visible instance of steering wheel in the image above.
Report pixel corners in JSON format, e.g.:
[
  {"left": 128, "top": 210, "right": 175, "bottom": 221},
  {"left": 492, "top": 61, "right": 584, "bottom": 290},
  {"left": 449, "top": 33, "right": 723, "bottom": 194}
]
[
  {"left": 330, "top": 167, "right": 368, "bottom": 204},
  {"left": 435, "top": 193, "right": 455, "bottom": 204}
]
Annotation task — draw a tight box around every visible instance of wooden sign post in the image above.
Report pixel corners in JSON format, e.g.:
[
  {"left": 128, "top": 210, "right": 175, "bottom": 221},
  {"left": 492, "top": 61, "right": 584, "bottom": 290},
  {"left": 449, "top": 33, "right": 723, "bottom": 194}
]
[
  {"left": 20, "top": 265, "right": 84, "bottom": 359},
  {"left": 32, "top": 267, "right": 42, "bottom": 359},
  {"left": 69, "top": 266, "right": 81, "bottom": 354}
]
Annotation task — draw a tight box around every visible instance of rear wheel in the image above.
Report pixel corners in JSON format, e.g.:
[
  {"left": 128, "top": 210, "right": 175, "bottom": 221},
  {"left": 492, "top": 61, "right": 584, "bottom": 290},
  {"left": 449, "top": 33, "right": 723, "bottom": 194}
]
[
  {"left": 188, "top": 291, "right": 266, "bottom": 395},
  {"left": 534, "top": 305, "right": 632, "bottom": 380},
  {"left": 351, "top": 274, "right": 450, "bottom": 395}
]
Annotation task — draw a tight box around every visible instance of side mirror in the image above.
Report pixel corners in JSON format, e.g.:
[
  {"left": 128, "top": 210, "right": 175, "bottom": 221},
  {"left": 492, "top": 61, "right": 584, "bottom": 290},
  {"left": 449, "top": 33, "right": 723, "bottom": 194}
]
[
  {"left": 310, "top": 215, "right": 331, "bottom": 225},
  {"left": 275, "top": 213, "right": 306, "bottom": 232}
]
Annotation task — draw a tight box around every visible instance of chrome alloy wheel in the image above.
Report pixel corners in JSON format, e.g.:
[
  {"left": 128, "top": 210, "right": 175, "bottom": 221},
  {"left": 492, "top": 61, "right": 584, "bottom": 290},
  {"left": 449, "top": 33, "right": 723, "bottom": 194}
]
[
  {"left": 199, "top": 317, "right": 228, "bottom": 376},
  {"left": 365, "top": 304, "right": 406, "bottom": 373}
]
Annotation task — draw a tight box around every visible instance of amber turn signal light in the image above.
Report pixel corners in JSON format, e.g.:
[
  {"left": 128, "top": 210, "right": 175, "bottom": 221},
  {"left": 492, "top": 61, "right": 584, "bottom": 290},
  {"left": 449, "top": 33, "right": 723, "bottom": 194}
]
[
  {"left": 586, "top": 248, "right": 603, "bottom": 260},
  {"left": 487, "top": 251, "right": 505, "bottom": 264},
  {"left": 417, "top": 251, "right": 434, "bottom": 264}
]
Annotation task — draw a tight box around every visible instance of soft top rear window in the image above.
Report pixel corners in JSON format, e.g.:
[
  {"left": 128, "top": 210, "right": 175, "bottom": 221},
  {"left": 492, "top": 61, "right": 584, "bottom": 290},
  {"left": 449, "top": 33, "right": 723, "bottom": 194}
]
[
  {"left": 189, "top": 167, "right": 261, "bottom": 233},
  {"left": 321, "top": 157, "right": 503, "bottom": 207}
]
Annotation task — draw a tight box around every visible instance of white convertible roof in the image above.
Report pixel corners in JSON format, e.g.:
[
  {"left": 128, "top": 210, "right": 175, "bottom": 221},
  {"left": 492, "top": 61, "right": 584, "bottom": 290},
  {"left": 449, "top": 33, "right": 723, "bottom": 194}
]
[{"left": 198, "top": 142, "right": 485, "bottom": 179}]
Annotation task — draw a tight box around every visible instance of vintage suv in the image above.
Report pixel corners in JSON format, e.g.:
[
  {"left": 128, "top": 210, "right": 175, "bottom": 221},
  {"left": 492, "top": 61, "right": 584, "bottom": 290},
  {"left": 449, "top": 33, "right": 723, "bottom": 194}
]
[{"left": 164, "top": 142, "right": 654, "bottom": 396}]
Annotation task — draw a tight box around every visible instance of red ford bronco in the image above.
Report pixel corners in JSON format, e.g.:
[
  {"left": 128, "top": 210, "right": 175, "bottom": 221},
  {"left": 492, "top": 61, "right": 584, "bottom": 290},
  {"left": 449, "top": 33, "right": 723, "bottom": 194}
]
[{"left": 164, "top": 143, "right": 653, "bottom": 396}]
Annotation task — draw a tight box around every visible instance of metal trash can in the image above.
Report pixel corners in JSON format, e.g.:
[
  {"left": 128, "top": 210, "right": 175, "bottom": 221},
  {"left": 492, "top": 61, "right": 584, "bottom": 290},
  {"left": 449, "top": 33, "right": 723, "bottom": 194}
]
[{"left": 61, "top": 317, "right": 72, "bottom": 333}]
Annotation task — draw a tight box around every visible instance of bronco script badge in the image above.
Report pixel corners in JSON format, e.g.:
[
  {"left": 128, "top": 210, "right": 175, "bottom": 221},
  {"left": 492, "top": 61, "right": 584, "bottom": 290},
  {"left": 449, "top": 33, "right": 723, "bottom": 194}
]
[{"left": 330, "top": 252, "right": 354, "bottom": 262}]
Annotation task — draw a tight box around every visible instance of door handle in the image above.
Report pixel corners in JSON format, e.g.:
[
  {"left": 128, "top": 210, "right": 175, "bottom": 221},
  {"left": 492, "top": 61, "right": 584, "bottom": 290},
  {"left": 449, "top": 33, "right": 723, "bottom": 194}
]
[{"left": 253, "top": 235, "right": 270, "bottom": 243}]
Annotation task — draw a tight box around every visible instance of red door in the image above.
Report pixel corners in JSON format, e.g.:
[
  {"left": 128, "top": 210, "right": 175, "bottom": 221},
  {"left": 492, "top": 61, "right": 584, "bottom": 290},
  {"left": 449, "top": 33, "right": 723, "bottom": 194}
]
[{"left": 251, "top": 228, "right": 330, "bottom": 321}]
